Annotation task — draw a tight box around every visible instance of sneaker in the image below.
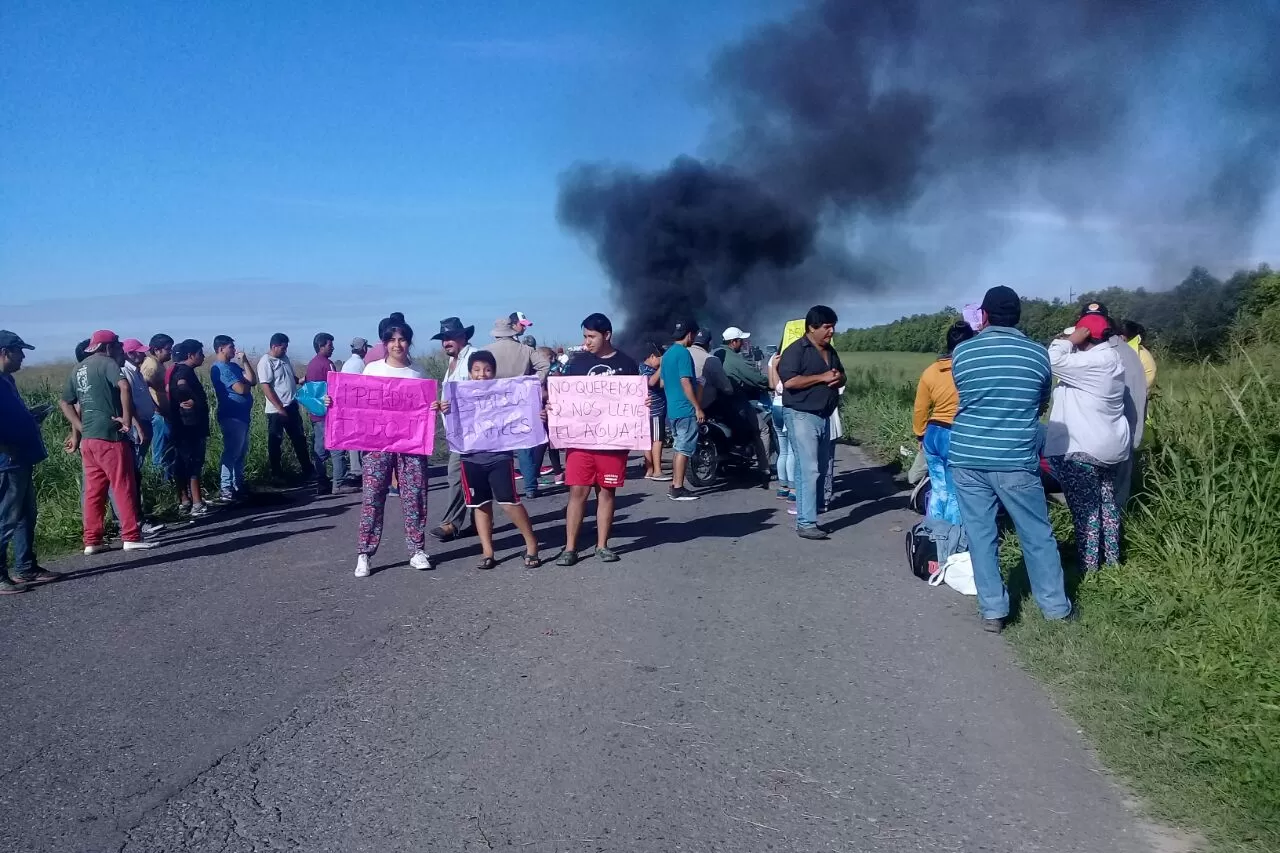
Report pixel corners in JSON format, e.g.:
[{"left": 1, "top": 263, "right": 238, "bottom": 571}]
[
  {"left": 523, "top": 490, "right": 540, "bottom": 501},
  {"left": 141, "top": 522, "right": 166, "bottom": 538},
  {"left": 0, "top": 580, "right": 27, "bottom": 595},
  {"left": 84, "top": 543, "right": 112, "bottom": 556},
  {"left": 982, "top": 618, "right": 1005, "bottom": 634},
  {"left": 539, "top": 465, "right": 555, "bottom": 476},
  {"left": 409, "top": 551, "right": 434, "bottom": 570},
  {"left": 596, "top": 546, "right": 621, "bottom": 563},
  {"left": 776, "top": 488, "right": 790, "bottom": 499},
  {"left": 787, "top": 505, "right": 798, "bottom": 516},
  {"left": 219, "top": 490, "right": 237, "bottom": 504},
  {"left": 13, "top": 569, "right": 60, "bottom": 585},
  {"left": 513, "top": 471, "right": 523, "bottom": 480},
  {"left": 122, "top": 540, "right": 158, "bottom": 551},
  {"left": 178, "top": 504, "right": 192, "bottom": 517},
  {"left": 668, "top": 486, "right": 699, "bottom": 502},
  {"left": 553, "top": 473, "right": 565, "bottom": 486},
  {"left": 355, "top": 555, "right": 371, "bottom": 578},
  {"left": 190, "top": 503, "right": 212, "bottom": 518},
  {"left": 797, "top": 526, "right": 829, "bottom": 541},
  {"left": 334, "top": 485, "right": 360, "bottom": 496}
]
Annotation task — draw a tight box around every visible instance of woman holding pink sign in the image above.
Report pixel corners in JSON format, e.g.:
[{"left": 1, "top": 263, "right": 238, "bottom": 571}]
[{"left": 331, "top": 318, "right": 434, "bottom": 579}]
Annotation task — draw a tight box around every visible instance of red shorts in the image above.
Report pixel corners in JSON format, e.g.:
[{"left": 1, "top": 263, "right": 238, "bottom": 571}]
[{"left": 564, "top": 449, "right": 628, "bottom": 489}]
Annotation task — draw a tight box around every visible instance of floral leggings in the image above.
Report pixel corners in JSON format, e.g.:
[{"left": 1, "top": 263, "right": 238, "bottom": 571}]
[
  {"left": 358, "top": 452, "right": 428, "bottom": 557},
  {"left": 1049, "top": 455, "right": 1120, "bottom": 571}
]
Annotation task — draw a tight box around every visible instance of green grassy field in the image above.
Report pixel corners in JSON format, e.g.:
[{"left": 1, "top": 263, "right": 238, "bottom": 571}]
[
  {"left": 14, "top": 353, "right": 450, "bottom": 559},
  {"left": 839, "top": 349, "right": 1280, "bottom": 852}
]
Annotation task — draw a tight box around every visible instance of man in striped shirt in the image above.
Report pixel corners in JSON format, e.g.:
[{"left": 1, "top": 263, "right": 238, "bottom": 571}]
[{"left": 950, "top": 285, "right": 1074, "bottom": 633}]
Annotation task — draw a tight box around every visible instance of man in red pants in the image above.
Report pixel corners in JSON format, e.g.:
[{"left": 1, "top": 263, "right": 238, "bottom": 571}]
[{"left": 59, "top": 330, "right": 158, "bottom": 554}]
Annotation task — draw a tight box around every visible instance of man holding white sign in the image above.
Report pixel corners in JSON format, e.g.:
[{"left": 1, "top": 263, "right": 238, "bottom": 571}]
[{"left": 547, "top": 313, "right": 645, "bottom": 566}]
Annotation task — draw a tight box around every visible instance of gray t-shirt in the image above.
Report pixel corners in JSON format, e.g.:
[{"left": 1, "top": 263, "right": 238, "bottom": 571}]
[{"left": 256, "top": 354, "right": 297, "bottom": 414}]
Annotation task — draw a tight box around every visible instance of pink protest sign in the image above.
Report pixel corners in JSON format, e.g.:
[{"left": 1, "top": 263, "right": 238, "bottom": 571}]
[
  {"left": 443, "top": 376, "right": 547, "bottom": 454},
  {"left": 547, "top": 375, "right": 650, "bottom": 451},
  {"left": 324, "top": 371, "right": 438, "bottom": 455}
]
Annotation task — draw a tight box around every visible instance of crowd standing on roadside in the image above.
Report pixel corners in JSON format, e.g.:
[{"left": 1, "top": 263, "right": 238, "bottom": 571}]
[{"left": 1, "top": 289, "right": 1156, "bottom": 636}]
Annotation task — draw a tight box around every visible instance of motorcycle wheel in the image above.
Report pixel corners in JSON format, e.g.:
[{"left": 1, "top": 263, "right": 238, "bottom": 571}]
[{"left": 686, "top": 437, "right": 720, "bottom": 487}]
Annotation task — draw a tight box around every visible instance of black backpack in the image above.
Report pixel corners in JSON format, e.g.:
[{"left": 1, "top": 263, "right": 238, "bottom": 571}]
[{"left": 905, "top": 521, "right": 938, "bottom": 581}]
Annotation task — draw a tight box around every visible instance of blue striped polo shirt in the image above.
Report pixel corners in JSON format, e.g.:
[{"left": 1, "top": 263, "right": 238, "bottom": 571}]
[{"left": 949, "top": 326, "right": 1051, "bottom": 473}]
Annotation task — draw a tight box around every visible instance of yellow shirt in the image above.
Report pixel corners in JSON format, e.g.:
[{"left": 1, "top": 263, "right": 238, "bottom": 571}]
[
  {"left": 140, "top": 355, "right": 169, "bottom": 413},
  {"left": 913, "top": 358, "right": 959, "bottom": 438}
]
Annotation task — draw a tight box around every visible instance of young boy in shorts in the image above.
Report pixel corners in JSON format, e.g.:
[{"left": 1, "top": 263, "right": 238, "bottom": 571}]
[
  {"left": 437, "top": 351, "right": 542, "bottom": 570},
  {"left": 639, "top": 343, "right": 670, "bottom": 482}
]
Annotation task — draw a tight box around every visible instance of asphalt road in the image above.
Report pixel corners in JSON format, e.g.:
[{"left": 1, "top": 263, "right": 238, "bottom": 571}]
[{"left": 0, "top": 447, "right": 1172, "bottom": 853}]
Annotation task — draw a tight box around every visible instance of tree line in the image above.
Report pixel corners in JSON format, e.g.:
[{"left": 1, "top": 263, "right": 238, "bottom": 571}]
[{"left": 835, "top": 265, "right": 1280, "bottom": 359}]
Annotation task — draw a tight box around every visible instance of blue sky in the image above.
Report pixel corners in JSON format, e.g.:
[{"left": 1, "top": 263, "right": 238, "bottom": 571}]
[{"left": 3, "top": 0, "right": 1278, "bottom": 361}]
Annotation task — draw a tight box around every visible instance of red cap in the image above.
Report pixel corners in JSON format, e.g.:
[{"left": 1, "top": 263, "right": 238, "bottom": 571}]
[
  {"left": 122, "top": 338, "right": 148, "bottom": 354},
  {"left": 86, "top": 330, "right": 119, "bottom": 353},
  {"left": 1075, "top": 313, "right": 1110, "bottom": 342}
]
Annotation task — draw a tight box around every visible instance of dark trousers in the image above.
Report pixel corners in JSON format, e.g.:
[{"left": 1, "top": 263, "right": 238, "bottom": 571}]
[
  {"left": 267, "top": 402, "right": 313, "bottom": 478},
  {"left": 0, "top": 465, "right": 38, "bottom": 577}
]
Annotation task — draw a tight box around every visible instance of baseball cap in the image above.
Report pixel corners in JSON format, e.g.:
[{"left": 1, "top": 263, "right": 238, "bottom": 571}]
[
  {"left": 509, "top": 311, "right": 533, "bottom": 329},
  {"left": 1075, "top": 313, "right": 1111, "bottom": 342},
  {"left": 721, "top": 326, "right": 751, "bottom": 341},
  {"left": 1080, "top": 300, "right": 1109, "bottom": 319},
  {"left": 350, "top": 336, "right": 369, "bottom": 349},
  {"left": 672, "top": 319, "right": 699, "bottom": 340},
  {"left": 85, "top": 330, "right": 119, "bottom": 354},
  {"left": 0, "top": 330, "right": 34, "bottom": 351},
  {"left": 122, "top": 338, "right": 148, "bottom": 354}
]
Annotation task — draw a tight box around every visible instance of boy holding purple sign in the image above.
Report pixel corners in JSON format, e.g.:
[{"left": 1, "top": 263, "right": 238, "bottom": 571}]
[{"left": 434, "top": 351, "right": 542, "bottom": 570}]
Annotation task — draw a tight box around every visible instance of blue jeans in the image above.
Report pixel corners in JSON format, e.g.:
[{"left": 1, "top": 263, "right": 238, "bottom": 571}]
[
  {"left": 311, "top": 420, "right": 348, "bottom": 490},
  {"left": 151, "top": 413, "right": 174, "bottom": 481},
  {"left": 219, "top": 418, "right": 250, "bottom": 496},
  {"left": 0, "top": 465, "right": 38, "bottom": 577},
  {"left": 669, "top": 416, "right": 698, "bottom": 457},
  {"left": 922, "top": 424, "right": 960, "bottom": 525},
  {"left": 516, "top": 446, "right": 539, "bottom": 497},
  {"left": 952, "top": 466, "right": 1072, "bottom": 621},
  {"left": 784, "top": 408, "right": 830, "bottom": 529},
  {"left": 771, "top": 405, "right": 793, "bottom": 489}
]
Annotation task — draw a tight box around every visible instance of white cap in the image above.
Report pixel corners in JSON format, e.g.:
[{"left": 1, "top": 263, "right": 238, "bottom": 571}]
[{"left": 722, "top": 326, "right": 751, "bottom": 341}]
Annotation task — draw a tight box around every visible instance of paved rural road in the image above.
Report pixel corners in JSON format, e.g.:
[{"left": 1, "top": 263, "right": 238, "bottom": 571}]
[{"left": 1, "top": 447, "right": 1172, "bottom": 853}]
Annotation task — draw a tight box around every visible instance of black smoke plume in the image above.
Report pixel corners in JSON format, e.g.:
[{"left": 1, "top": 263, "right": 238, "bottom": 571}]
[{"left": 557, "top": 0, "right": 1280, "bottom": 345}]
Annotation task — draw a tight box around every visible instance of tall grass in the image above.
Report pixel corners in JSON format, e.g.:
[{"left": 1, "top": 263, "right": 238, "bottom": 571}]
[{"left": 840, "top": 348, "right": 1280, "bottom": 852}]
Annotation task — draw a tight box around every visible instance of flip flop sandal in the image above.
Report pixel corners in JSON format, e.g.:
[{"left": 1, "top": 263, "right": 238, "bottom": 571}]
[
  {"left": 523, "top": 553, "right": 542, "bottom": 568},
  {"left": 477, "top": 556, "right": 498, "bottom": 571}
]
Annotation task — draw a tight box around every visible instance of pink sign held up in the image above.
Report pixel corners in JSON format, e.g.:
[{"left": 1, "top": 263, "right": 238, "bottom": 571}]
[
  {"left": 547, "top": 375, "right": 650, "bottom": 451},
  {"left": 324, "top": 371, "right": 438, "bottom": 455}
]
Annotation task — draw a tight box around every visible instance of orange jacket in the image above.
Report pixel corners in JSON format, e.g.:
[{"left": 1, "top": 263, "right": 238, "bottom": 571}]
[{"left": 913, "top": 357, "right": 959, "bottom": 438}]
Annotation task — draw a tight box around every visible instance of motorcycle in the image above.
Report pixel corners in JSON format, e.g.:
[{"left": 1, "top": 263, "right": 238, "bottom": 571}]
[{"left": 686, "top": 407, "right": 770, "bottom": 488}]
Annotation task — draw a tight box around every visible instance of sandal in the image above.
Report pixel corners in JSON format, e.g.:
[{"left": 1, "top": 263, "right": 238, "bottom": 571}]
[
  {"left": 523, "top": 552, "right": 542, "bottom": 568},
  {"left": 477, "top": 556, "right": 498, "bottom": 571},
  {"left": 555, "top": 550, "right": 579, "bottom": 567}
]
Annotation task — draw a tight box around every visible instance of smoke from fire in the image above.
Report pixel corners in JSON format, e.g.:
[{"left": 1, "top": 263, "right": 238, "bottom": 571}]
[{"left": 557, "top": 0, "right": 1280, "bottom": 345}]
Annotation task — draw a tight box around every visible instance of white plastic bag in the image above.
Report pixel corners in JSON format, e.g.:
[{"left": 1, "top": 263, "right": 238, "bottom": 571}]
[{"left": 928, "top": 551, "right": 977, "bottom": 596}]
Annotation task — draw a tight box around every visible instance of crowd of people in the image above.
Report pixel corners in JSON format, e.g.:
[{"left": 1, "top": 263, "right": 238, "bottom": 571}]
[
  {"left": 912, "top": 286, "right": 1157, "bottom": 632},
  {"left": 0, "top": 306, "right": 849, "bottom": 595}
]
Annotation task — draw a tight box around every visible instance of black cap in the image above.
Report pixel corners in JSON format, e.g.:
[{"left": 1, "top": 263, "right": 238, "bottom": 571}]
[
  {"left": 692, "top": 329, "right": 713, "bottom": 349},
  {"left": 1079, "top": 300, "right": 1109, "bottom": 319},
  {"left": 980, "top": 286, "right": 1021, "bottom": 326},
  {"left": 672, "top": 319, "right": 699, "bottom": 341},
  {"left": 0, "top": 330, "right": 34, "bottom": 351}
]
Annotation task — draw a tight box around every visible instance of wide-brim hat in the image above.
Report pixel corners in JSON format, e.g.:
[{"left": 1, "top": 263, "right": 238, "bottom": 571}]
[
  {"left": 432, "top": 317, "right": 475, "bottom": 341},
  {"left": 489, "top": 317, "right": 521, "bottom": 338}
]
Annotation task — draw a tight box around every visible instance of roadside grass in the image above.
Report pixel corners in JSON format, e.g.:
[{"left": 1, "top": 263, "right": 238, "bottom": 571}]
[
  {"left": 15, "top": 353, "right": 450, "bottom": 560},
  {"left": 839, "top": 349, "right": 1280, "bottom": 853}
]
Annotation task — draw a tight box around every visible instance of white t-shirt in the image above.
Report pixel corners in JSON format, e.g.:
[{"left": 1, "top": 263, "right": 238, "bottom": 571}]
[
  {"left": 362, "top": 359, "right": 428, "bottom": 380},
  {"left": 122, "top": 361, "right": 156, "bottom": 421},
  {"left": 256, "top": 354, "right": 298, "bottom": 414},
  {"left": 341, "top": 353, "right": 366, "bottom": 374}
]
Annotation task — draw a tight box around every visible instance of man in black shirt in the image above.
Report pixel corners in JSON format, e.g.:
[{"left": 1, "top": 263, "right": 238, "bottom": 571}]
[
  {"left": 556, "top": 313, "right": 640, "bottom": 566},
  {"left": 778, "top": 305, "right": 845, "bottom": 540},
  {"left": 168, "top": 339, "right": 212, "bottom": 517}
]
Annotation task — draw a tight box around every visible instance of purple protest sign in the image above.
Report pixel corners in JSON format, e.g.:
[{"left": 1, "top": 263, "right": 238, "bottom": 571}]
[
  {"left": 442, "top": 375, "right": 546, "bottom": 454},
  {"left": 324, "top": 371, "right": 438, "bottom": 455},
  {"left": 547, "top": 375, "right": 650, "bottom": 451}
]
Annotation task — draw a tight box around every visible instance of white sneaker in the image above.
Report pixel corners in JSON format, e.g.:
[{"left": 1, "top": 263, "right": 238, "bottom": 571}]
[
  {"left": 409, "top": 551, "right": 433, "bottom": 570},
  {"left": 83, "top": 544, "right": 112, "bottom": 556},
  {"left": 354, "top": 555, "right": 371, "bottom": 578},
  {"left": 141, "top": 522, "right": 166, "bottom": 538},
  {"left": 122, "top": 540, "right": 157, "bottom": 551}
]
